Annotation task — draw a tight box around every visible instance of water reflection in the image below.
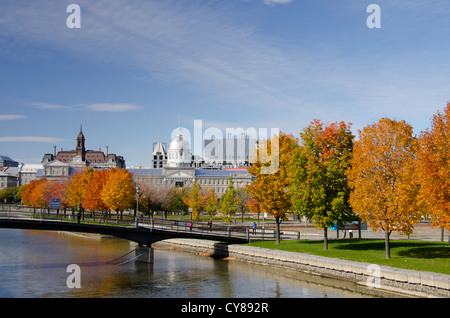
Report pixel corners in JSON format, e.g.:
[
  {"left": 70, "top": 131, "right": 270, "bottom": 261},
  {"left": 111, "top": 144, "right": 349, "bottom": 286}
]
[{"left": 0, "top": 229, "right": 375, "bottom": 298}]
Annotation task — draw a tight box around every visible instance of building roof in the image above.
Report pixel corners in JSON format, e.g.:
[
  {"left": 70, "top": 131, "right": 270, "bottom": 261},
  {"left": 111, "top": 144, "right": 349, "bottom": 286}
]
[
  {"left": 0, "top": 155, "right": 19, "bottom": 167},
  {"left": 195, "top": 169, "right": 251, "bottom": 177}
]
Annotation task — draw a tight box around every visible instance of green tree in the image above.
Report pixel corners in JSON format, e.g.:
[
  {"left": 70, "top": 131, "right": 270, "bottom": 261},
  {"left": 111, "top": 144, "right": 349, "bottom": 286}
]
[
  {"left": 219, "top": 176, "right": 237, "bottom": 223},
  {"left": 0, "top": 185, "right": 26, "bottom": 203},
  {"left": 235, "top": 187, "right": 250, "bottom": 222},
  {"left": 166, "top": 186, "right": 188, "bottom": 214},
  {"left": 288, "top": 120, "right": 355, "bottom": 250}
]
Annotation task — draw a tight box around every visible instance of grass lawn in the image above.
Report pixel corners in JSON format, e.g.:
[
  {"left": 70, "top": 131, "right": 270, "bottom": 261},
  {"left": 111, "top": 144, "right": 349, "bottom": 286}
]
[{"left": 247, "top": 239, "right": 450, "bottom": 275}]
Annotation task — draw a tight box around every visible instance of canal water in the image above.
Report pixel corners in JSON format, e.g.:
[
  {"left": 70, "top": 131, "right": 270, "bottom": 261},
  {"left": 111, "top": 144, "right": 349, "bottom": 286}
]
[{"left": 0, "top": 228, "right": 376, "bottom": 298}]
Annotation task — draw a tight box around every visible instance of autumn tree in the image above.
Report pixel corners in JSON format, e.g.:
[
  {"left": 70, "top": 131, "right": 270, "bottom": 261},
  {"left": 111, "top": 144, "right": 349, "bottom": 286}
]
[
  {"left": 45, "top": 179, "right": 68, "bottom": 208},
  {"left": 288, "top": 120, "right": 355, "bottom": 250},
  {"left": 184, "top": 182, "right": 203, "bottom": 221},
  {"left": 101, "top": 168, "right": 136, "bottom": 215},
  {"left": 22, "top": 178, "right": 50, "bottom": 208},
  {"left": 416, "top": 102, "right": 450, "bottom": 239},
  {"left": 347, "top": 118, "right": 421, "bottom": 258},
  {"left": 66, "top": 169, "right": 93, "bottom": 208},
  {"left": 246, "top": 132, "right": 299, "bottom": 243},
  {"left": 219, "top": 175, "right": 237, "bottom": 223},
  {"left": 246, "top": 194, "right": 261, "bottom": 220},
  {"left": 83, "top": 169, "right": 109, "bottom": 213},
  {"left": 204, "top": 188, "right": 218, "bottom": 220}
]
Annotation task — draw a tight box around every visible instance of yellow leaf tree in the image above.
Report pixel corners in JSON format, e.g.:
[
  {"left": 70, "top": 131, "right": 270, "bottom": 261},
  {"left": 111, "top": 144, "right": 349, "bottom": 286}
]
[
  {"left": 416, "top": 102, "right": 450, "bottom": 239},
  {"left": 347, "top": 118, "right": 421, "bottom": 258},
  {"left": 101, "top": 168, "right": 136, "bottom": 215},
  {"left": 184, "top": 181, "right": 203, "bottom": 221},
  {"left": 246, "top": 132, "right": 299, "bottom": 244}
]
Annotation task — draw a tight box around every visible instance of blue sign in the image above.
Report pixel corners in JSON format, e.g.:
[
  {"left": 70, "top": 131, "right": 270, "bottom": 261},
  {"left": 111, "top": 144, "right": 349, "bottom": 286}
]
[{"left": 49, "top": 198, "right": 61, "bottom": 209}]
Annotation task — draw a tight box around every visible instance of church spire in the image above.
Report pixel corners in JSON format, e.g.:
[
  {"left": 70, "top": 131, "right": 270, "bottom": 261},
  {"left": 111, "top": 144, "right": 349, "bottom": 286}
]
[{"left": 76, "top": 124, "right": 86, "bottom": 160}]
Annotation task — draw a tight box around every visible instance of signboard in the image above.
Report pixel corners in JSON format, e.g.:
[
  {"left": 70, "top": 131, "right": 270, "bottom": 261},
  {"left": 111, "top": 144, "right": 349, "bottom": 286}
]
[
  {"left": 49, "top": 198, "right": 61, "bottom": 209},
  {"left": 330, "top": 221, "right": 367, "bottom": 231}
]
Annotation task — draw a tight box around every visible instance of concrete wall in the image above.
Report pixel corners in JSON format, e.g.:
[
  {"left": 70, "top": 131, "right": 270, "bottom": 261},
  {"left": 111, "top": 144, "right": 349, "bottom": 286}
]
[{"left": 153, "top": 238, "right": 450, "bottom": 298}]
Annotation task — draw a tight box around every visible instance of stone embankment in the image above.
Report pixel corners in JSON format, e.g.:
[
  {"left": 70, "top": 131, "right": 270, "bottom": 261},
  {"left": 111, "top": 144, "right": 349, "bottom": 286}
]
[{"left": 153, "top": 238, "right": 450, "bottom": 298}]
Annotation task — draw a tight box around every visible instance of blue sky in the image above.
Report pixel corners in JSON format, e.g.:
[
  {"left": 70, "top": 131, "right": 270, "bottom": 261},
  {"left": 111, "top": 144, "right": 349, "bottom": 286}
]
[{"left": 1, "top": 0, "right": 449, "bottom": 166}]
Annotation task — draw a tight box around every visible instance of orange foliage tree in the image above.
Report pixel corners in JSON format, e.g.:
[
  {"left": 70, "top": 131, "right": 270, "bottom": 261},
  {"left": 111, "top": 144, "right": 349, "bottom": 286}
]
[
  {"left": 246, "top": 132, "right": 299, "bottom": 244},
  {"left": 22, "top": 178, "right": 50, "bottom": 208},
  {"left": 347, "top": 118, "right": 421, "bottom": 258},
  {"left": 83, "top": 169, "right": 109, "bottom": 213},
  {"left": 100, "top": 168, "right": 136, "bottom": 214},
  {"left": 66, "top": 169, "right": 93, "bottom": 208},
  {"left": 45, "top": 179, "right": 68, "bottom": 208},
  {"left": 416, "top": 102, "right": 450, "bottom": 238}
]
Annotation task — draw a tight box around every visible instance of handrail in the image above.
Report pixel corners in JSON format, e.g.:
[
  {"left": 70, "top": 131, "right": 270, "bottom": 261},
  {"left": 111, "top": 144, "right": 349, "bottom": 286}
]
[{"left": 0, "top": 208, "right": 300, "bottom": 242}]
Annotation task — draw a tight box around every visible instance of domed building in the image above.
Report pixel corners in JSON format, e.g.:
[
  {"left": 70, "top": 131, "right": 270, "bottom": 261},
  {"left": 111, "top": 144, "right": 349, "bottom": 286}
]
[
  {"left": 166, "top": 129, "right": 192, "bottom": 168},
  {"left": 130, "top": 127, "right": 254, "bottom": 196}
]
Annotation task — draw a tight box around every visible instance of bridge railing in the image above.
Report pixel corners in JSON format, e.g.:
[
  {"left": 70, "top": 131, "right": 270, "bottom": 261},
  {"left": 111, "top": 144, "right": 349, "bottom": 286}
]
[
  {"left": 0, "top": 207, "right": 300, "bottom": 242},
  {"left": 136, "top": 217, "right": 300, "bottom": 241},
  {"left": 136, "top": 217, "right": 251, "bottom": 238}
]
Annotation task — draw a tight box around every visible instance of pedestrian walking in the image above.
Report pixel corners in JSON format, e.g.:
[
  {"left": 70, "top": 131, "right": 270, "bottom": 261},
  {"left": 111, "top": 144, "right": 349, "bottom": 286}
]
[
  {"left": 208, "top": 220, "right": 212, "bottom": 232},
  {"left": 252, "top": 222, "right": 257, "bottom": 235},
  {"left": 189, "top": 222, "right": 193, "bottom": 231}
]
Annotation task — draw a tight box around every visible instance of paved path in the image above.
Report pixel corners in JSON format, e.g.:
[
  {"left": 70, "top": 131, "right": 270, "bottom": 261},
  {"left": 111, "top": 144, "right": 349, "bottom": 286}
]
[{"left": 252, "top": 221, "right": 450, "bottom": 242}]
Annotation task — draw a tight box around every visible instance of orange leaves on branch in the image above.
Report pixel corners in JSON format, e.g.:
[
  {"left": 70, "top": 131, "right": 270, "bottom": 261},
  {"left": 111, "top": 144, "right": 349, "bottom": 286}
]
[
  {"left": 83, "top": 169, "right": 109, "bottom": 212},
  {"left": 246, "top": 132, "right": 299, "bottom": 243},
  {"left": 347, "top": 118, "right": 420, "bottom": 258},
  {"left": 66, "top": 169, "right": 92, "bottom": 208},
  {"left": 416, "top": 102, "right": 450, "bottom": 231},
  {"left": 22, "top": 178, "right": 50, "bottom": 207},
  {"left": 100, "top": 168, "right": 136, "bottom": 212}
]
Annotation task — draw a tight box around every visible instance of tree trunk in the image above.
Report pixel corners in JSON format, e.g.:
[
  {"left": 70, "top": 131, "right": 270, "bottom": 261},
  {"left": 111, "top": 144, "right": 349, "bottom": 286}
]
[
  {"left": 275, "top": 216, "right": 281, "bottom": 244},
  {"left": 323, "top": 226, "right": 328, "bottom": 250},
  {"left": 385, "top": 230, "right": 391, "bottom": 259},
  {"left": 441, "top": 227, "right": 444, "bottom": 242}
]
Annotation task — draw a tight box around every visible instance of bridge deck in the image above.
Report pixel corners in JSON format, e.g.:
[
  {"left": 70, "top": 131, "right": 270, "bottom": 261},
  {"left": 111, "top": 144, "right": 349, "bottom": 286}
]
[{"left": 0, "top": 208, "right": 300, "bottom": 245}]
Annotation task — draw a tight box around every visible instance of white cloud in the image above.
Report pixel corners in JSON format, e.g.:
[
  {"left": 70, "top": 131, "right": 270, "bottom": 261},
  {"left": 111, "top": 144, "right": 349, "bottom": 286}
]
[
  {"left": 0, "top": 136, "right": 65, "bottom": 142},
  {"left": 27, "top": 102, "right": 70, "bottom": 110},
  {"left": 0, "top": 115, "right": 26, "bottom": 121},
  {"left": 85, "top": 103, "right": 140, "bottom": 112},
  {"left": 264, "top": 0, "right": 292, "bottom": 6}
]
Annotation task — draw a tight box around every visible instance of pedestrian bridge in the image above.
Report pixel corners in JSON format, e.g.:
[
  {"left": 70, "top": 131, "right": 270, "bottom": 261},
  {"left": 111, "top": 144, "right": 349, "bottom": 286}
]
[{"left": 0, "top": 208, "right": 300, "bottom": 247}]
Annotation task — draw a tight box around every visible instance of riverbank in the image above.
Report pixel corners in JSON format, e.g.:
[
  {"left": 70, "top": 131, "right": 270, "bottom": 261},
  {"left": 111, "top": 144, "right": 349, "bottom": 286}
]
[{"left": 152, "top": 238, "right": 450, "bottom": 298}]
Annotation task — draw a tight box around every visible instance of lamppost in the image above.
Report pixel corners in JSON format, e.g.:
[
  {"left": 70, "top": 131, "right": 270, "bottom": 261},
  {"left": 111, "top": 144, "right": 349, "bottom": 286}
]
[
  {"left": 136, "top": 186, "right": 140, "bottom": 216},
  {"left": 135, "top": 186, "right": 140, "bottom": 228}
]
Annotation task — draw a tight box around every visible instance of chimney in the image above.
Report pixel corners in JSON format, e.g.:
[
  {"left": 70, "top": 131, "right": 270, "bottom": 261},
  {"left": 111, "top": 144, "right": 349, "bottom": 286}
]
[
  {"left": 105, "top": 146, "right": 109, "bottom": 156},
  {"left": 53, "top": 146, "right": 56, "bottom": 157}
]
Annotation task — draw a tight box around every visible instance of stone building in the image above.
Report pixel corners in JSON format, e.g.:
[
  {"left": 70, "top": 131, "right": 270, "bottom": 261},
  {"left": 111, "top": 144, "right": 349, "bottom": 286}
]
[
  {"left": 131, "top": 130, "right": 254, "bottom": 196},
  {"left": 38, "top": 126, "right": 126, "bottom": 180},
  {"left": 0, "top": 155, "right": 19, "bottom": 190}
]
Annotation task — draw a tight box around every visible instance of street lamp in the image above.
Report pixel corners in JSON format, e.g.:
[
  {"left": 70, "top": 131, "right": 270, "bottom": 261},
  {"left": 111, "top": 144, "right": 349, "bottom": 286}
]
[{"left": 136, "top": 186, "right": 140, "bottom": 216}]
